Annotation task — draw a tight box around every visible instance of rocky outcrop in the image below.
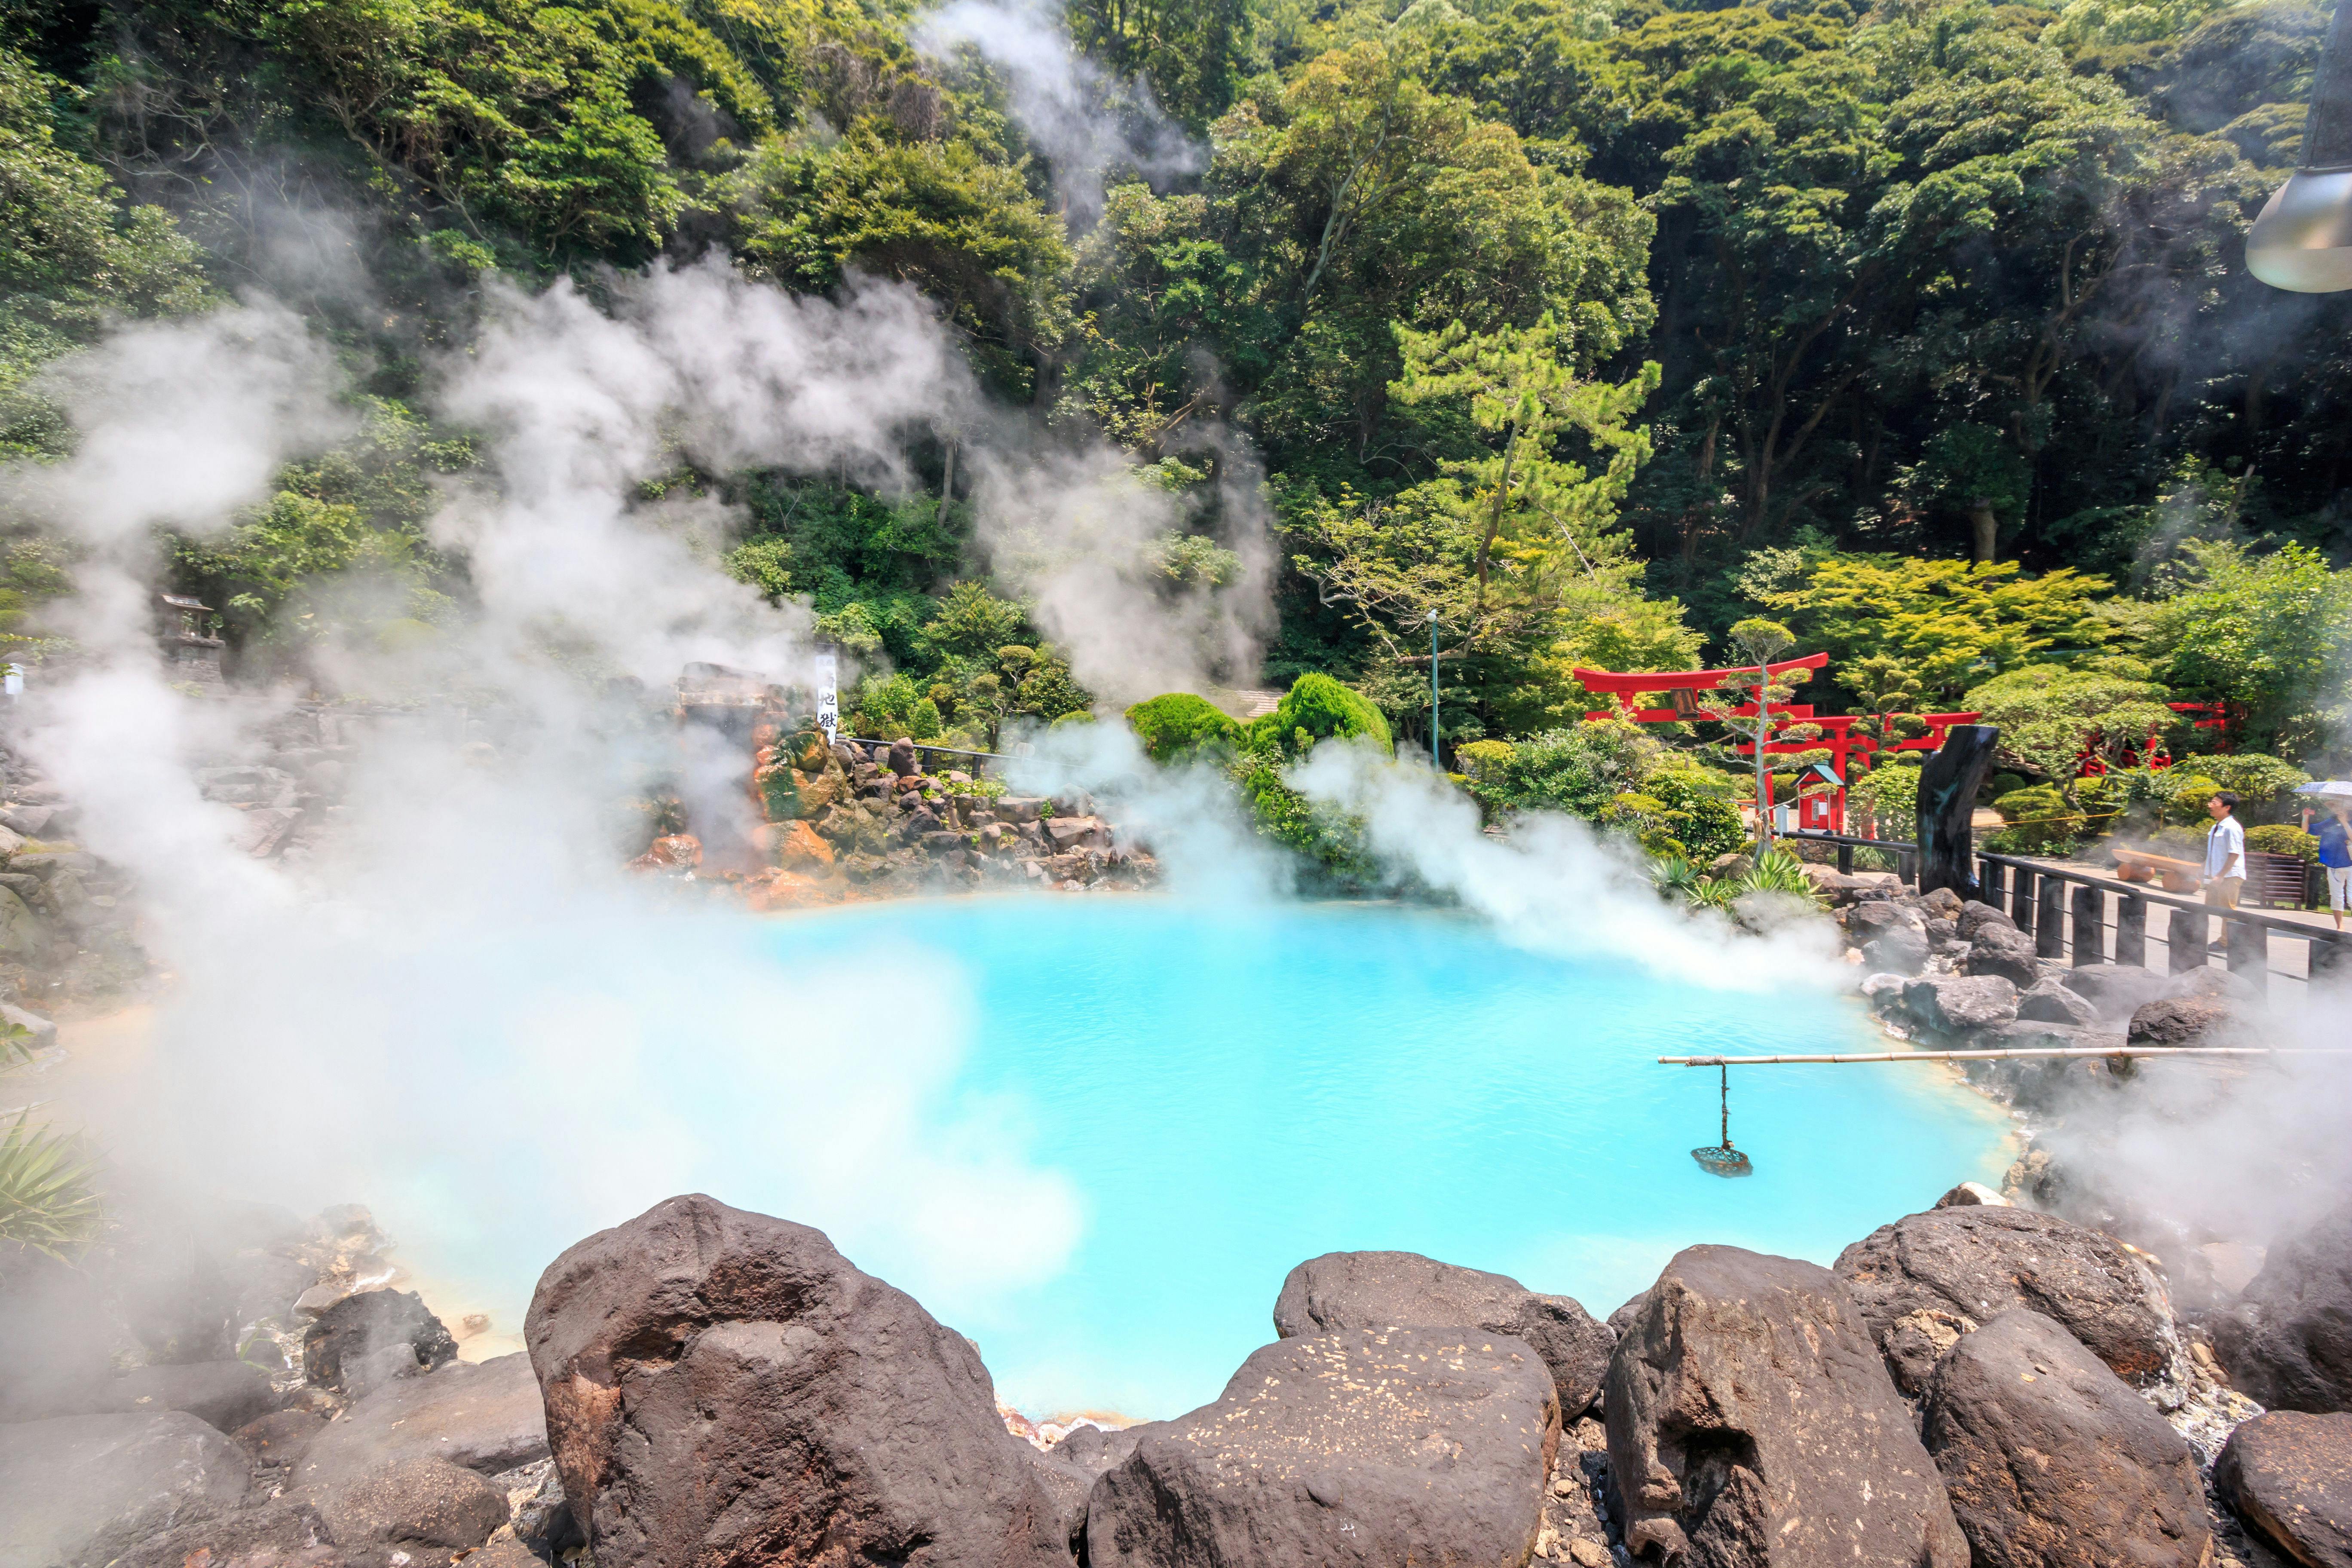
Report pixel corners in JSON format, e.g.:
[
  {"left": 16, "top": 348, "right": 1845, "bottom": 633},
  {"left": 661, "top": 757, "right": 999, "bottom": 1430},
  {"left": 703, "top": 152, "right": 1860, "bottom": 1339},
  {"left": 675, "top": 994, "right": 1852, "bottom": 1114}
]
[
  {"left": 1086, "top": 1326, "right": 1559, "bottom": 1568},
  {"left": 525, "top": 1193, "right": 1068, "bottom": 1568},
  {"left": 297, "top": 1353, "right": 549, "bottom": 1480},
  {"left": 2062, "top": 963, "right": 2171, "bottom": 1023},
  {"left": 1921, "top": 1309, "right": 2210, "bottom": 1568},
  {"left": 0, "top": 1412, "right": 250, "bottom": 1568},
  {"left": 2214, "top": 1202, "right": 2352, "bottom": 1413},
  {"left": 1903, "top": 973, "right": 2020, "bottom": 1033},
  {"left": 302, "top": 1287, "right": 459, "bottom": 1394},
  {"left": 1605, "top": 1245, "right": 1967, "bottom": 1568},
  {"left": 2215, "top": 1411, "right": 2352, "bottom": 1568},
  {"left": 2128, "top": 994, "right": 2244, "bottom": 1048},
  {"left": 1865, "top": 925, "right": 1931, "bottom": 975},
  {"left": 2017, "top": 977, "right": 2099, "bottom": 1026},
  {"left": 108, "top": 1498, "right": 347, "bottom": 1568},
  {"left": 1834, "top": 1205, "right": 2176, "bottom": 1393},
  {"left": 1272, "top": 1250, "right": 1614, "bottom": 1416},
  {"left": 1956, "top": 900, "right": 2016, "bottom": 940},
  {"left": 1964, "top": 922, "right": 2043, "bottom": 988}
]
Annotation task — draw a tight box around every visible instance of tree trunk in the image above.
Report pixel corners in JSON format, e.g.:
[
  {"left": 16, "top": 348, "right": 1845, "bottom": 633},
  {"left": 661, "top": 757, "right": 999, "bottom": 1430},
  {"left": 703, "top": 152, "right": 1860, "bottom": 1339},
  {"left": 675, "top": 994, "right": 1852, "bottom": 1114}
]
[{"left": 1968, "top": 500, "right": 1997, "bottom": 564}]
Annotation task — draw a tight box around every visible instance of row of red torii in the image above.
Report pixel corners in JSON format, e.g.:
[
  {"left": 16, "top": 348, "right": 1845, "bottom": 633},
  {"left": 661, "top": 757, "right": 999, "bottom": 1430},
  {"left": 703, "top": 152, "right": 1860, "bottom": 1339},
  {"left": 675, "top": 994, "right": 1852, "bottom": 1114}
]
[{"left": 1571, "top": 652, "right": 2227, "bottom": 835}]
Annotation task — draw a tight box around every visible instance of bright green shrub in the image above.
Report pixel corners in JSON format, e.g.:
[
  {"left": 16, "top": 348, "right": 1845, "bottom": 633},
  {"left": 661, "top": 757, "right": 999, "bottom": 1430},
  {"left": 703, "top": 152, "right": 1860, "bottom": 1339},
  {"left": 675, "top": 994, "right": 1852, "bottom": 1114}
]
[
  {"left": 1245, "top": 673, "right": 1392, "bottom": 757},
  {"left": 2248, "top": 824, "right": 2318, "bottom": 861},
  {"left": 1229, "top": 754, "right": 1376, "bottom": 888},
  {"left": 1454, "top": 740, "right": 1515, "bottom": 780},
  {"left": 2174, "top": 753, "right": 2310, "bottom": 821},
  {"left": 1125, "top": 692, "right": 1241, "bottom": 763},
  {"left": 1987, "top": 772, "right": 2028, "bottom": 799},
  {"left": 1991, "top": 784, "right": 2083, "bottom": 852},
  {"left": 2162, "top": 772, "right": 2223, "bottom": 825},
  {"left": 1466, "top": 718, "right": 1660, "bottom": 820},
  {"left": 1849, "top": 763, "right": 1921, "bottom": 833},
  {"left": 1637, "top": 763, "right": 1747, "bottom": 862}
]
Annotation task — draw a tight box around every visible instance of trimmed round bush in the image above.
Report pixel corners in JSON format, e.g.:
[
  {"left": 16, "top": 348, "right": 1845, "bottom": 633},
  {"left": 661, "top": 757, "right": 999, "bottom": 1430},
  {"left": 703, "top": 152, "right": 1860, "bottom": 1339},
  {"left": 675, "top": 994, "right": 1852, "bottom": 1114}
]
[
  {"left": 1246, "top": 673, "right": 1393, "bottom": 756},
  {"left": 1126, "top": 692, "right": 1241, "bottom": 763},
  {"left": 1992, "top": 784, "right": 2084, "bottom": 852}
]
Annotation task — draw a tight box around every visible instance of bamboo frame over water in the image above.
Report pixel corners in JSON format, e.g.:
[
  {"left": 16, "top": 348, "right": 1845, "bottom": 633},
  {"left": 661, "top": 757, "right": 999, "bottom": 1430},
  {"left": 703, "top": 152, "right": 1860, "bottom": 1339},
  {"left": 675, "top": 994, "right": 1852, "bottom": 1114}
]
[{"left": 1660, "top": 1047, "right": 2352, "bottom": 1065}]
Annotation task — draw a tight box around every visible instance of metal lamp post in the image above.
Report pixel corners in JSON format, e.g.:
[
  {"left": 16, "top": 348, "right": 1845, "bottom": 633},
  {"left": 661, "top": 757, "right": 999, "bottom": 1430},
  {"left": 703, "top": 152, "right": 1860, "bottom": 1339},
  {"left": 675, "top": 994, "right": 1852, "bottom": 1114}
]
[
  {"left": 2248, "top": 0, "right": 2352, "bottom": 291},
  {"left": 1428, "top": 610, "right": 1442, "bottom": 768}
]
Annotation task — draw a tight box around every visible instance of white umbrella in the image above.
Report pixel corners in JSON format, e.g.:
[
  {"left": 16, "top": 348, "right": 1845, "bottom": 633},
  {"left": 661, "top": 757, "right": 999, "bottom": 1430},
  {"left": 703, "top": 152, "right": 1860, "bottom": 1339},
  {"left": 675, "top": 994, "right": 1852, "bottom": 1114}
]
[{"left": 2295, "top": 781, "right": 2352, "bottom": 797}]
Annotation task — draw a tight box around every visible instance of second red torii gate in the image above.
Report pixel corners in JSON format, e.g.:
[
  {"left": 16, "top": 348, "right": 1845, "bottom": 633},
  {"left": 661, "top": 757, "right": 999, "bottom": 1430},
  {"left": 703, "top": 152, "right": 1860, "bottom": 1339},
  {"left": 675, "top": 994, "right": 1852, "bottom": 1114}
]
[{"left": 1571, "top": 654, "right": 1980, "bottom": 833}]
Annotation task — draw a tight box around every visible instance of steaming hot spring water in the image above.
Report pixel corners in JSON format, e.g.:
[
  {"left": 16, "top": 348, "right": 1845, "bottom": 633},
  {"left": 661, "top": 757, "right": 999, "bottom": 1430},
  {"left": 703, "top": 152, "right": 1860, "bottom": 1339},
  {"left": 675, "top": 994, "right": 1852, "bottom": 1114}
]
[{"left": 192, "top": 894, "right": 2012, "bottom": 1422}]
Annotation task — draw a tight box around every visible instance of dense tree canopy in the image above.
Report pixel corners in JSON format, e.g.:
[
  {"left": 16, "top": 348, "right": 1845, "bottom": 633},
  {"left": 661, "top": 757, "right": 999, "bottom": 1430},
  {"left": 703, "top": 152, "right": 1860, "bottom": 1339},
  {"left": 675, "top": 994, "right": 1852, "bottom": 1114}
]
[{"left": 0, "top": 0, "right": 2347, "bottom": 772}]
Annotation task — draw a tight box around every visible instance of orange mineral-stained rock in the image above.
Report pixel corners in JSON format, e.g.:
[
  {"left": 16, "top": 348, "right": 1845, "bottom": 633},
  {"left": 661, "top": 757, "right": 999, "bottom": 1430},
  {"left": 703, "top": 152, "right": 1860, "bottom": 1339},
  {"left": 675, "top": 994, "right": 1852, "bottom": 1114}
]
[
  {"left": 632, "top": 833, "right": 702, "bottom": 870},
  {"left": 777, "top": 820, "right": 835, "bottom": 869}
]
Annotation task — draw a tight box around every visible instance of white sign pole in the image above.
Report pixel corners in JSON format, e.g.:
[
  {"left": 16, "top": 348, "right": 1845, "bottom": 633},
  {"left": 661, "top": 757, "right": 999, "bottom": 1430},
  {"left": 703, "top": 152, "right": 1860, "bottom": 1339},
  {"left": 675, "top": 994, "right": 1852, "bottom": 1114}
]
[{"left": 814, "top": 648, "right": 839, "bottom": 743}]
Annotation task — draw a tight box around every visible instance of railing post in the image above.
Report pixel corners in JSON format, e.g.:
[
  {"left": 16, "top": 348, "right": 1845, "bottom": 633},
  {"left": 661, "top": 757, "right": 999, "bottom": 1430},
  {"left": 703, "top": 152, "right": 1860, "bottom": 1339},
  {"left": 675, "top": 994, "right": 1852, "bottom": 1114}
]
[
  {"left": 2226, "top": 917, "right": 2269, "bottom": 994},
  {"left": 2169, "top": 908, "right": 2210, "bottom": 972},
  {"left": 2116, "top": 891, "right": 2147, "bottom": 967},
  {"left": 1979, "top": 858, "right": 2004, "bottom": 910},
  {"left": 2070, "top": 884, "right": 2106, "bottom": 966},
  {"left": 2315, "top": 933, "right": 2349, "bottom": 982},
  {"left": 2011, "top": 865, "right": 2037, "bottom": 932},
  {"left": 1838, "top": 842, "right": 1853, "bottom": 877},
  {"left": 2036, "top": 875, "right": 2067, "bottom": 959}
]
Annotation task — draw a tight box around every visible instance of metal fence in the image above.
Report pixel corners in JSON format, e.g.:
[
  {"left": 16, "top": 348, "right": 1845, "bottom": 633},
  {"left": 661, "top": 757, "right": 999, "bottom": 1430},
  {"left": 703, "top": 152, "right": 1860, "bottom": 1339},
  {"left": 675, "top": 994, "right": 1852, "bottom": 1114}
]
[{"left": 1785, "top": 829, "right": 2352, "bottom": 992}]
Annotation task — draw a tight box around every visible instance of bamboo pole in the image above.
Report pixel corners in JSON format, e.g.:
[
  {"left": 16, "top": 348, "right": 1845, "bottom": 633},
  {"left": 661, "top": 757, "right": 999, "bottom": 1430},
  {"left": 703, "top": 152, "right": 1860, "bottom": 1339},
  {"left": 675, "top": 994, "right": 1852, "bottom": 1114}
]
[{"left": 1660, "top": 1047, "right": 2352, "bottom": 1066}]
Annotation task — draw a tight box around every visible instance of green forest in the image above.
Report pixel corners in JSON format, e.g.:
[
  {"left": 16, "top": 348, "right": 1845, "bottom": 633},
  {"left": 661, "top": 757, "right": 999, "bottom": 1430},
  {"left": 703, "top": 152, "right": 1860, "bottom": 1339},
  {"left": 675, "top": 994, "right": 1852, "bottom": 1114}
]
[{"left": 3, "top": 0, "right": 2349, "bottom": 804}]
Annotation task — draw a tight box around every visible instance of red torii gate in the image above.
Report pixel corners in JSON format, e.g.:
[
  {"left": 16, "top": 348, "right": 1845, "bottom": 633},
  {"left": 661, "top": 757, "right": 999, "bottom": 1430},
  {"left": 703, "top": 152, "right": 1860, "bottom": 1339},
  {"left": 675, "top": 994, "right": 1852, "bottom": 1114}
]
[{"left": 1572, "top": 654, "right": 1980, "bottom": 833}]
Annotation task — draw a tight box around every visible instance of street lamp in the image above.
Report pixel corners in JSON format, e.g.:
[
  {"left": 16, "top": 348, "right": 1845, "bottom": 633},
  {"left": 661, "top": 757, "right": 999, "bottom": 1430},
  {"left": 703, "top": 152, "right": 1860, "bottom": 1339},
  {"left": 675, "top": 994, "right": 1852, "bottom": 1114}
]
[
  {"left": 1428, "top": 610, "right": 1442, "bottom": 769},
  {"left": 2247, "top": 0, "right": 2352, "bottom": 291}
]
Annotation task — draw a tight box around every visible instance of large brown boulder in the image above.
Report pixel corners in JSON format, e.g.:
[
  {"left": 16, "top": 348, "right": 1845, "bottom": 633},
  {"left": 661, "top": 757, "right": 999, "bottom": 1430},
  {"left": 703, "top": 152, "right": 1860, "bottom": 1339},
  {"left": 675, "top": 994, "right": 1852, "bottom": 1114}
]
[
  {"left": 524, "top": 1193, "right": 1068, "bottom": 1568},
  {"left": 1605, "top": 1245, "right": 1967, "bottom": 1567},
  {"left": 1965, "top": 924, "right": 2044, "bottom": 988},
  {"left": 297, "top": 1352, "right": 548, "bottom": 1479},
  {"left": 1922, "top": 1309, "right": 2210, "bottom": 1568},
  {"left": 1833, "top": 1205, "right": 2176, "bottom": 1393},
  {"left": 1085, "top": 1326, "right": 1558, "bottom": 1568},
  {"left": 1903, "top": 974, "right": 2020, "bottom": 1034},
  {"left": 1272, "top": 1250, "right": 1614, "bottom": 1416},
  {"left": 2215, "top": 1410, "right": 2352, "bottom": 1568},
  {"left": 2214, "top": 1201, "right": 2352, "bottom": 1413}
]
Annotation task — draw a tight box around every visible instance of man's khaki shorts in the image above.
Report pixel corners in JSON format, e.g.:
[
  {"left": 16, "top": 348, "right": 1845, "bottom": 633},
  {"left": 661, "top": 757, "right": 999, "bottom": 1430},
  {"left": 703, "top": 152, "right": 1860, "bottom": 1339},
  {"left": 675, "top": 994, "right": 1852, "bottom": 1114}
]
[{"left": 2203, "top": 876, "right": 2244, "bottom": 910}]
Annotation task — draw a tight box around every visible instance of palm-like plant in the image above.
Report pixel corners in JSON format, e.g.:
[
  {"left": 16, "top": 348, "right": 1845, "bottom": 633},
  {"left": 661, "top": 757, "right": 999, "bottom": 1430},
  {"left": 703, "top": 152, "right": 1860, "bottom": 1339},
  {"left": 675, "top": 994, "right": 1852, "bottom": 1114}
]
[{"left": 0, "top": 1022, "right": 102, "bottom": 1263}]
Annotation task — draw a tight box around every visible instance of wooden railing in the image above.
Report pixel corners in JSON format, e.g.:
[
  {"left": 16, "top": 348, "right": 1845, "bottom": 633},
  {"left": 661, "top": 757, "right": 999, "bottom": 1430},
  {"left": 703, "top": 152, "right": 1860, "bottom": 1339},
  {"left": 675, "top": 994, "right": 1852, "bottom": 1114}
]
[{"left": 1974, "top": 851, "right": 2352, "bottom": 994}]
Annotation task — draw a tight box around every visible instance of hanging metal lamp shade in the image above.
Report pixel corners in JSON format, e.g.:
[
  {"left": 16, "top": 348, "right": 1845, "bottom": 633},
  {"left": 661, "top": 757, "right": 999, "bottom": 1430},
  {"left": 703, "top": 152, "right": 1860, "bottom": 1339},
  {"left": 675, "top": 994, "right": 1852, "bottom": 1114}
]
[{"left": 2248, "top": 0, "right": 2352, "bottom": 291}]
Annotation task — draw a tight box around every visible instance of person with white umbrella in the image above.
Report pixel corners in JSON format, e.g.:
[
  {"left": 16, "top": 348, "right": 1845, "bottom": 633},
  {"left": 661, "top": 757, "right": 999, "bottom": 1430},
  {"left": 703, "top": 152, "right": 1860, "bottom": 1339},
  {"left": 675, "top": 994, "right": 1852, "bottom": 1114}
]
[{"left": 2297, "top": 781, "right": 2352, "bottom": 929}]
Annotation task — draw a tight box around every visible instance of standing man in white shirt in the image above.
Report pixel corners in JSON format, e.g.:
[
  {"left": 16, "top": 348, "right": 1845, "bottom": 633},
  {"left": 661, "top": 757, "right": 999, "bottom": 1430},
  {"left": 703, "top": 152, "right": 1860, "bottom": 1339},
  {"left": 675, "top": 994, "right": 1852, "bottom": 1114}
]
[{"left": 2203, "top": 790, "right": 2246, "bottom": 909}]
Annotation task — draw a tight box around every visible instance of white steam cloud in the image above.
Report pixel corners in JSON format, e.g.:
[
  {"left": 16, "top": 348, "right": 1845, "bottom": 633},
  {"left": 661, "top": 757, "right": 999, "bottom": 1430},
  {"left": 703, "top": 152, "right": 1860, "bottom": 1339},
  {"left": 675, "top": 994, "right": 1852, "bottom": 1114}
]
[{"left": 915, "top": 0, "right": 1203, "bottom": 224}]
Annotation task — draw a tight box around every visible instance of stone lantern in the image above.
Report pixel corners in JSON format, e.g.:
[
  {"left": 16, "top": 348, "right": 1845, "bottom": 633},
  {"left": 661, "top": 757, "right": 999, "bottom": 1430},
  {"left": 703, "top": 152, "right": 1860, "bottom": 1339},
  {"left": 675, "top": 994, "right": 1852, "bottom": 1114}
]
[{"left": 159, "top": 593, "right": 224, "bottom": 684}]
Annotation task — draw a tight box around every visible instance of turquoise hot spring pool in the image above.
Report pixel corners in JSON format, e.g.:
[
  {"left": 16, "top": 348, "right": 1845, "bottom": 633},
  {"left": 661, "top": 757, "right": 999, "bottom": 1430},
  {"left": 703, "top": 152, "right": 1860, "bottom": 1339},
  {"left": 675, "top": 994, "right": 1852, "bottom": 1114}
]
[{"left": 361, "top": 894, "right": 2013, "bottom": 1420}]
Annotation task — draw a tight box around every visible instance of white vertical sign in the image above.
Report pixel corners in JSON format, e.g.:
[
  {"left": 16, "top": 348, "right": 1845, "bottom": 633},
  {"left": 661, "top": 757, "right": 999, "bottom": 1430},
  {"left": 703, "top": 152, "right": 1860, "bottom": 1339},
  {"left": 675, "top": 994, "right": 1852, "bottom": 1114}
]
[{"left": 814, "top": 648, "right": 839, "bottom": 741}]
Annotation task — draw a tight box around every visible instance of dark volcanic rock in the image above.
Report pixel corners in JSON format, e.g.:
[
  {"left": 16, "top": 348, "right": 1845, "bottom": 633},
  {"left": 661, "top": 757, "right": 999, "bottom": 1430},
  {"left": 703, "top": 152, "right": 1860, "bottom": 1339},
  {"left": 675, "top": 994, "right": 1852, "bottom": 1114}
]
[
  {"left": 0, "top": 1412, "right": 251, "bottom": 1568},
  {"left": 1903, "top": 973, "right": 2020, "bottom": 1033},
  {"left": 2216, "top": 1410, "right": 2352, "bottom": 1567},
  {"left": 1087, "top": 1326, "right": 1559, "bottom": 1568},
  {"left": 114, "top": 1359, "right": 279, "bottom": 1433},
  {"left": 2017, "top": 977, "right": 2100, "bottom": 1026},
  {"left": 307, "top": 1457, "right": 510, "bottom": 1556},
  {"left": 301, "top": 1289, "right": 457, "bottom": 1393},
  {"left": 234, "top": 1407, "right": 327, "bottom": 1468},
  {"left": 1922, "top": 1309, "right": 2209, "bottom": 1568},
  {"left": 525, "top": 1193, "right": 1068, "bottom": 1568},
  {"left": 2214, "top": 1202, "right": 2352, "bottom": 1413},
  {"left": 2129, "top": 994, "right": 2244, "bottom": 1047},
  {"left": 108, "top": 1497, "right": 346, "bottom": 1568},
  {"left": 1834, "top": 1206, "right": 2175, "bottom": 1393},
  {"left": 1272, "top": 1249, "right": 1615, "bottom": 1416},
  {"left": 1865, "top": 925, "right": 1931, "bottom": 975},
  {"left": 1844, "top": 901, "right": 1922, "bottom": 940},
  {"left": 1605, "top": 1245, "right": 1966, "bottom": 1568},
  {"left": 1957, "top": 900, "right": 2016, "bottom": 940},
  {"left": 297, "top": 1354, "right": 548, "bottom": 1482},
  {"left": 2063, "top": 963, "right": 2171, "bottom": 1022},
  {"left": 1965, "top": 923, "right": 2043, "bottom": 987}
]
